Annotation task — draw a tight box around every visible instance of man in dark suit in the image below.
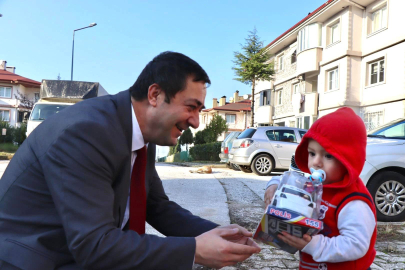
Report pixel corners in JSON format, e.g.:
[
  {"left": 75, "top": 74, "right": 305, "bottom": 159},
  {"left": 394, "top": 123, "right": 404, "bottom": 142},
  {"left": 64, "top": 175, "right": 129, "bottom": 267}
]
[{"left": 0, "top": 52, "right": 260, "bottom": 269}]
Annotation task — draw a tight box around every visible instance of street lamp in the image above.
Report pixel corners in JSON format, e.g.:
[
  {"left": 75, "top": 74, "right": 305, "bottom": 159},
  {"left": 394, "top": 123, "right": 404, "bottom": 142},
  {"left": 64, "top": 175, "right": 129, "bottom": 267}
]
[{"left": 71, "top": 22, "right": 97, "bottom": 81}]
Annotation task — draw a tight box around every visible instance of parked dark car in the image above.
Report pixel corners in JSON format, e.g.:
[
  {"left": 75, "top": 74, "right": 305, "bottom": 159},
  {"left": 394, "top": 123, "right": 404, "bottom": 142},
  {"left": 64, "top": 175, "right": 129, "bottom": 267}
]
[{"left": 219, "top": 131, "right": 241, "bottom": 170}]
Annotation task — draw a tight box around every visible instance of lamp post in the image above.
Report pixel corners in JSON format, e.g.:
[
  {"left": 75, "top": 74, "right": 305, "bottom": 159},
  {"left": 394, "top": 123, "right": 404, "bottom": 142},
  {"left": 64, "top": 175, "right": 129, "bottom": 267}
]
[{"left": 71, "top": 23, "right": 97, "bottom": 81}]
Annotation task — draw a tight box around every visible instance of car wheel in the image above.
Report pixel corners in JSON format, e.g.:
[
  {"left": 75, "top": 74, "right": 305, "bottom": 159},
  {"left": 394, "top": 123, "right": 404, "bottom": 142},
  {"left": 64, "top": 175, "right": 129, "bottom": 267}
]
[
  {"left": 251, "top": 154, "right": 274, "bottom": 176},
  {"left": 239, "top": 165, "right": 252, "bottom": 173},
  {"left": 367, "top": 171, "right": 405, "bottom": 222},
  {"left": 231, "top": 163, "right": 240, "bottom": 171}
]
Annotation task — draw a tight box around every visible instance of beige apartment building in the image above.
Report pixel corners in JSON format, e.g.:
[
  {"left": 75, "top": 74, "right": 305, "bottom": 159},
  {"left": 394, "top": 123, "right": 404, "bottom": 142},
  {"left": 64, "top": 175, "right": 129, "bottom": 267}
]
[
  {"left": 255, "top": 0, "right": 405, "bottom": 131},
  {"left": 193, "top": 90, "right": 251, "bottom": 141}
]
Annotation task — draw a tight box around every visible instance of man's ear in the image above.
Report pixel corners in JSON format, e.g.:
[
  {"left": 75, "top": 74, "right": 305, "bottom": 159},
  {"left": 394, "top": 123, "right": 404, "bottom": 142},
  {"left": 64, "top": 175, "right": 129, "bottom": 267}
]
[{"left": 147, "top": 83, "right": 163, "bottom": 107}]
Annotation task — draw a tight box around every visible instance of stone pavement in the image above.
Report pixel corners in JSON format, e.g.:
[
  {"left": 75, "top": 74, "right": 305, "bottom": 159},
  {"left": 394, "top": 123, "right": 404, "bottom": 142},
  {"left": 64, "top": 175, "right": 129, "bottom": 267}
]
[{"left": 202, "top": 167, "right": 405, "bottom": 270}]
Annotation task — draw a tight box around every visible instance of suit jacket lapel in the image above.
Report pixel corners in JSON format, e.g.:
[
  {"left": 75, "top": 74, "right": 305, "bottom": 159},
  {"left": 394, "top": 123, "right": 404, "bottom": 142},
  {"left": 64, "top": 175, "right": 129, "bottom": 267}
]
[{"left": 112, "top": 90, "right": 133, "bottom": 227}]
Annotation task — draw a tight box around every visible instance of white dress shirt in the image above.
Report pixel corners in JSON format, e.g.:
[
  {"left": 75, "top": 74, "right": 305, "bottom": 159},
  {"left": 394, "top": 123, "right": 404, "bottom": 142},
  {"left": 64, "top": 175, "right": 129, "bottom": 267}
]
[{"left": 121, "top": 104, "right": 146, "bottom": 229}]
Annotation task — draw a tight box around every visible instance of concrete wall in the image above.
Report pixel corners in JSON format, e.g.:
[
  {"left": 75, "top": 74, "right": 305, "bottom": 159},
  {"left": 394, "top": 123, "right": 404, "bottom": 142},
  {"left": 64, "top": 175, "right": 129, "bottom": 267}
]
[{"left": 360, "top": 41, "right": 405, "bottom": 106}]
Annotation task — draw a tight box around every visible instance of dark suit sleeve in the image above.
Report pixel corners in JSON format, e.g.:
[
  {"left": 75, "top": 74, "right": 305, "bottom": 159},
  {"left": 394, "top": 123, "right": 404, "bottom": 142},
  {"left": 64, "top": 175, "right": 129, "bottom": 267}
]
[
  {"left": 146, "top": 145, "right": 219, "bottom": 236},
  {"left": 42, "top": 121, "right": 198, "bottom": 270}
]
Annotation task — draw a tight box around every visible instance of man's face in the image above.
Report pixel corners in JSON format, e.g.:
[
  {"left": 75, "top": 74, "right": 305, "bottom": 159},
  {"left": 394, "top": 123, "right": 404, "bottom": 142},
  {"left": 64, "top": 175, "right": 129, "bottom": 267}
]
[
  {"left": 307, "top": 139, "right": 347, "bottom": 185},
  {"left": 152, "top": 76, "right": 206, "bottom": 146}
]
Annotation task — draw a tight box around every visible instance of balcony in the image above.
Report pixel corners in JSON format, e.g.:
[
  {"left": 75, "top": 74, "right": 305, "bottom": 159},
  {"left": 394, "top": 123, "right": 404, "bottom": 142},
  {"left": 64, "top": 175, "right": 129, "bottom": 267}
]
[
  {"left": 296, "top": 47, "right": 323, "bottom": 76},
  {"left": 256, "top": 105, "right": 273, "bottom": 124}
]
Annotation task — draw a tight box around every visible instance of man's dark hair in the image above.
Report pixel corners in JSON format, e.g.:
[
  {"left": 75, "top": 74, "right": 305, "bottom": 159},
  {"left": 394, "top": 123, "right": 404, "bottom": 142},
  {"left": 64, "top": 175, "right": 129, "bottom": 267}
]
[{"left": 129, "top": 51, "right": 211, "bottom": 103}]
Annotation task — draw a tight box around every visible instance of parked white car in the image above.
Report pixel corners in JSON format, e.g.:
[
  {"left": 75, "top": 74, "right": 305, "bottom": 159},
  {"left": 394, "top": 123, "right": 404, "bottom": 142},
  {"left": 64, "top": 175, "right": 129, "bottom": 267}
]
[
  {"left": 272, "top": 184, "right": 315, "bottom": 218},
  {"left": 290, "top": 118, "right": 405, "bottom": 222}
]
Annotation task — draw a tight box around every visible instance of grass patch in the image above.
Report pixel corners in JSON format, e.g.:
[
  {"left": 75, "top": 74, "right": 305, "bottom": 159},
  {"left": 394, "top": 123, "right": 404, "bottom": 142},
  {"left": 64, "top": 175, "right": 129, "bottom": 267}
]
[{"left": 0, "top": 143, "right": 18, "bottom": 153}]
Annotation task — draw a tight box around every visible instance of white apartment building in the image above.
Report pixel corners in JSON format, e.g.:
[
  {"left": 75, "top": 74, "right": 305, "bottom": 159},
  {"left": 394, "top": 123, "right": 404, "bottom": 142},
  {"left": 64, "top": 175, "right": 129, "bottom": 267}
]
[
  {"left": 0, "top": 61, "right": 41, "bottom": 127},
  {"left": 255, "top": 0, "right": 405, "bottom": 131},
  {"left": 194, "top": 90, "right": 251, "bottom": 141}
]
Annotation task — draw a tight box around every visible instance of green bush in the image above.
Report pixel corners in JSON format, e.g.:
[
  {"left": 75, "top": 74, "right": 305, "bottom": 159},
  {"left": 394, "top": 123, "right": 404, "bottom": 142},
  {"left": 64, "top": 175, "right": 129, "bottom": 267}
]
[
  {"left": 189, "top": 141, "right": 222, "bottom": 161},
  {"left": 194, "top": 130, "right": 207, "bottom": 145},
  {"left": 0, "top": 121, "right": 14, "bottom": 143},
  {"left": 13, "top": 123, "right": 27, "bottom": 145}
]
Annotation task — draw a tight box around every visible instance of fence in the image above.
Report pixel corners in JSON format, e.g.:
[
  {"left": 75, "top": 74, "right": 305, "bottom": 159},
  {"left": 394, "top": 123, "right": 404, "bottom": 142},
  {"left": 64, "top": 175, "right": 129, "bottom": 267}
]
[{"left": 159, "top": 151, "right": 191, "bottom": 163}]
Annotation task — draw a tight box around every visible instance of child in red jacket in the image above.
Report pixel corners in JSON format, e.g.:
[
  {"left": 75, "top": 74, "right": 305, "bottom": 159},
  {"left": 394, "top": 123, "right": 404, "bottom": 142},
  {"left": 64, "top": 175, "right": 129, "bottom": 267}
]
[{"left": 265, "top": 107, "right": 377, "bottom": 270}]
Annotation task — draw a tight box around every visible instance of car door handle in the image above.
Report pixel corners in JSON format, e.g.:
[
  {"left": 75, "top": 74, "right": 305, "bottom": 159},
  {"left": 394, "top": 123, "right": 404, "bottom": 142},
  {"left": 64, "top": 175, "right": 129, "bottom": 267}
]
[{"left": 275, "top": 144, "right": 282, "bottom": 148}]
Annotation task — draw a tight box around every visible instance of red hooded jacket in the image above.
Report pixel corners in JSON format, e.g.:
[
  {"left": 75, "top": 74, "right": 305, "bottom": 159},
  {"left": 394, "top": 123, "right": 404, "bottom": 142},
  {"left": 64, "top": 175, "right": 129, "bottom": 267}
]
[{"left": 295, "top": 107, "right": 377, "bottom": 270}]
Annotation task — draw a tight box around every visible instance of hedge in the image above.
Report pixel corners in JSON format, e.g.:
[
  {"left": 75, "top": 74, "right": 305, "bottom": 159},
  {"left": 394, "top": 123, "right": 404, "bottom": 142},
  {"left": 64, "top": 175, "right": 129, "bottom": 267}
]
[{"left": 189, "top": 141, "right": 221, "bottom": 161}]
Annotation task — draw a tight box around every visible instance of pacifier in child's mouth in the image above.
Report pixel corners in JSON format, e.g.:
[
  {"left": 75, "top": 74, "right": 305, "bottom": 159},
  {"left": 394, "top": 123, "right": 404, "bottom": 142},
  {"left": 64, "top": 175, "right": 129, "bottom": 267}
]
[{"left": 309, "top": 168, "right": 326, "bottom": 183}]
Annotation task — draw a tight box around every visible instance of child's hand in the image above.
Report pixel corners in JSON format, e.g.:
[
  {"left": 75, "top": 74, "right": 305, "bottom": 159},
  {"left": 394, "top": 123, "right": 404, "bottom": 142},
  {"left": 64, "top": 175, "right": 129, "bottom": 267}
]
[
  {"left": 278, "top": 231, "right": 312, "bottom": 250},
  {"left": 264, "top": 184, "right": 278, "bottom": 207}
]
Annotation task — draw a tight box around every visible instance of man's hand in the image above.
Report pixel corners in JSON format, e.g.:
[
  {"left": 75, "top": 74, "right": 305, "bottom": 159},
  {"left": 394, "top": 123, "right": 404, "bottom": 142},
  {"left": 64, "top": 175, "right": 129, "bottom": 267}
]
[
  {"left": 277, "top": 231, "right": 312, "bottom": 250},
  {"left": 195, "top": 225, "right": 261, "bottom": 269},
  {"left": 264, "top": 184, "right": 278, "bottom": 207}
]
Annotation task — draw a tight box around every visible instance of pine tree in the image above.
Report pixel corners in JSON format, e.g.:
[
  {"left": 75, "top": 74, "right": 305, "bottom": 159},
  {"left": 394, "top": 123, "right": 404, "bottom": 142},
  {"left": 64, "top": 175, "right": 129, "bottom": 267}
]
[
  {"left": 204, "top": 115, "right": 228, "bottom": 143},
  {"left": 178, "top": 128, "right": 193, "bottom": 151},
  {"left": 233, "top": 28, "right": 274, "bottom": 126}
]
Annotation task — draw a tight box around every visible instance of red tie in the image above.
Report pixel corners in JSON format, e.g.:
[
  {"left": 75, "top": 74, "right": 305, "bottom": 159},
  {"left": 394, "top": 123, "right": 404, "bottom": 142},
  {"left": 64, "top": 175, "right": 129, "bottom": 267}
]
[{"left": 129, "top": 145, "right": 147, "bottom": 234}]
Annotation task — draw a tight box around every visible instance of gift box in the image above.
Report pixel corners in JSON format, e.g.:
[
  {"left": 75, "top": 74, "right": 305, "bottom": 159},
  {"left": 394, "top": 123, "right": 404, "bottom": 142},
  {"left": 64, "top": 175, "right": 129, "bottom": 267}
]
[
  {"left": 254, "top": 170, "right": 325, "bottom": 254},
  {"left": 253, "top": 205, "right": 323, "bottom": 254}
]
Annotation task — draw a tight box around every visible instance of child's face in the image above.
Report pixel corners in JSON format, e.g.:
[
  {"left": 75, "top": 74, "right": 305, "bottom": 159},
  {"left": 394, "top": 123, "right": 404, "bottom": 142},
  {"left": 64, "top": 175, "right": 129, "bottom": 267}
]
[{"left": 307, "top": 140, "right": 347, "bottom": 185}]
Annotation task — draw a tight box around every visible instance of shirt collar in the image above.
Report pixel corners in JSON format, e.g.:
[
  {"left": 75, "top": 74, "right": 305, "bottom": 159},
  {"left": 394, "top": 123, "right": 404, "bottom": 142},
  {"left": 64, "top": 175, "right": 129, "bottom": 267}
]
[{"left": 131, "top": 103, "right": 146, "bottom": 152}]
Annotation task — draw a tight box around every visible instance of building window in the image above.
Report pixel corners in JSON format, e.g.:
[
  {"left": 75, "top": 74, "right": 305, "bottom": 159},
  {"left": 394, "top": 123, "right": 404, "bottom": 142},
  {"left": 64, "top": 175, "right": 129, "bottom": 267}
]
[
  {"left": 291, "top": 50, "right": 297, "bottom": 64},
  {"left": 292, "top": 83, "right": 300, "bottom": 95},
  {"left": 296, "top": 116, "right": 310, "bottom": 129},
  {"left": 297, "top": 23, "right": 322, "bottom": 53},
  {"left": 276, "top": 89, "right": 283, "bottom": 106},
  {"left": 330, "top": 22, "right": 340, "bottom": 44},
  {"left": 0, "top": 87, "right": 12, "bottom": 98},
  {"left": 0, "top": 110, "right": 10, "bottom": 121},
  {"left": 226, "top": 114, "right": 236, "bottom": 124},
  {"left": 371, "top": 5, "right": 387, "bottom": 33},
  {"left": 369, "top": 59, "right": 385, "bottom": 85},
  {"left": 364, "top": 111, "right": 384, "bottom": 131},
  {"left": 259, "top": 90, "right": 271, "bottom": 106},
  {"left": 279, "top": 55, "right": 284, "bottom": 71},
  {"left": 327, "top": 68, "right": 339, "bottom": 91},
  {"left": 34, "top": 93, "right": 40, "bottom": 103}
]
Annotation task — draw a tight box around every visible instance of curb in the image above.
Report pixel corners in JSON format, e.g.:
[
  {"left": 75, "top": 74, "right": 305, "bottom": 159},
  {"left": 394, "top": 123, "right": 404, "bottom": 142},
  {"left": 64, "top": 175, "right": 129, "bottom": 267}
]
[
  {"left": 160, "top": 162, "right": 227, "bottom": 168},
  {"left": 377, "top": 221, "right": 405, "bottom": 226}
]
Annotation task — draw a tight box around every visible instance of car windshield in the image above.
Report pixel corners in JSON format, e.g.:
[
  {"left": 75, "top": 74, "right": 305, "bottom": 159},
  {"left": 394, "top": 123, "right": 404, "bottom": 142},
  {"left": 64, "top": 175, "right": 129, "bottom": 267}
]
[
  {"left": 238, "top": 128, "right": 256, "bottom": 139},
  {"left": 224, "top": 132, "right": 233, "bottom": 141},
  {"left": 30, "top": 104, "right": 71, "bottom": 121},
  {"left": 282, "top": 187, "right": 311, "bottom": 201},
  {"left": 368, "top": 119, "right": 405, "bottom": 140},
  {"left": 299, "top": 130, "right": 307, "bottom": 138}
]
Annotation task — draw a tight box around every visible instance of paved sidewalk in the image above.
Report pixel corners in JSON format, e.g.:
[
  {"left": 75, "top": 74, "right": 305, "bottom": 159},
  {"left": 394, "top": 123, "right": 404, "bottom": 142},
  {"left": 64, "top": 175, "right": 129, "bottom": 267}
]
[{"left": 0, "top": 160, "right": 9, "bottom": 178}]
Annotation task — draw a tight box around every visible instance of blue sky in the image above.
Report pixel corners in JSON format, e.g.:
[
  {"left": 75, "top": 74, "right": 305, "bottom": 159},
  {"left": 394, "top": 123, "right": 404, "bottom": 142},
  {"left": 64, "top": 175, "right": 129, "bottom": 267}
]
[
  {"left": 1, "top": 0, "right": 323, "bottom": 157},
  {"left": 1, "top": 0, "right": 323, "bottom": 103}
]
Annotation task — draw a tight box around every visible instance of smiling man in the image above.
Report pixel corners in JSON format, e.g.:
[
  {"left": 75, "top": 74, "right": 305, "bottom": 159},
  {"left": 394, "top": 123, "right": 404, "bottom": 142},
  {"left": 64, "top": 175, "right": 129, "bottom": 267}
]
[{"left": 0, "top": 52, "right": 260, "bottom": 270}]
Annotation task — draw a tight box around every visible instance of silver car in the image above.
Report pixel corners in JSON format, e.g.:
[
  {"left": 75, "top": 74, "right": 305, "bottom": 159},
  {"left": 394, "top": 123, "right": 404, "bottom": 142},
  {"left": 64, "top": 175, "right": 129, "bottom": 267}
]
[{"left": 229, "top": 127, "right": 307, "bottom": 176}]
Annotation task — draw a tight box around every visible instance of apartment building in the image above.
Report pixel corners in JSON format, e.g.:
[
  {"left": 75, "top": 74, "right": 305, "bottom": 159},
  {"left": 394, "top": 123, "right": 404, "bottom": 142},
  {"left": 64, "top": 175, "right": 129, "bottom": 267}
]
[
  {"left": 255, "top": 0, "right": 405, "bottom": 130},
  {"left": 0, "top": 61, "right": 41, "bottom": 127},
  {"left": 194, "top": 90, "right": 251, "bottom": 141}
]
